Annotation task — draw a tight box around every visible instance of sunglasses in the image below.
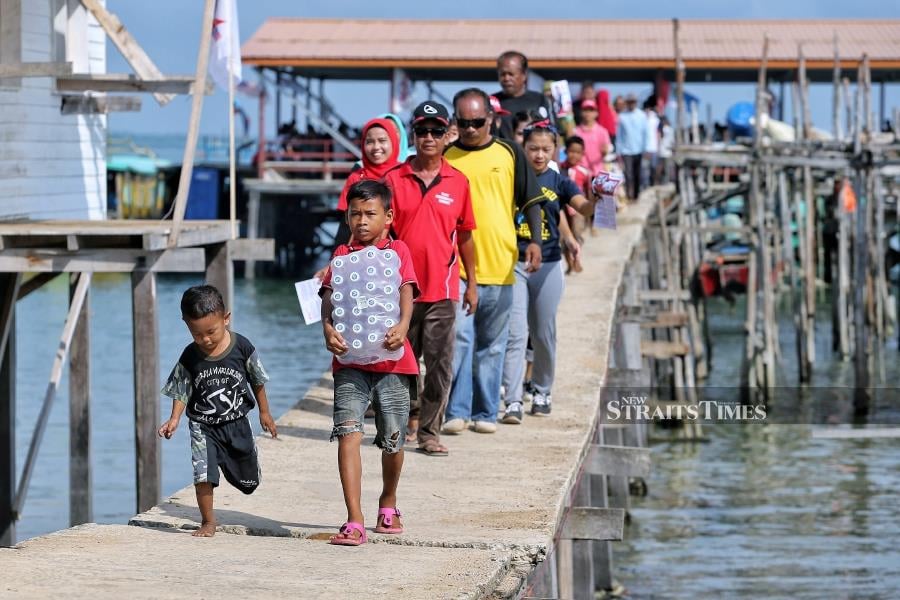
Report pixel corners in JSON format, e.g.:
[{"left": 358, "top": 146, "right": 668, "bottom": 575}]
[
  {"left": 414, "top": 126, "right": 447, "bottom": 138},
  {"left": 455, "top": 117, "right": 488, "bottom": 130}
]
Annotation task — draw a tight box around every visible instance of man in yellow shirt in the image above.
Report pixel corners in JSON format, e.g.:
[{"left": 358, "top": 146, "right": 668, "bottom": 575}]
[{"left": 443, "top": 88, "right": 544, "bottom": 434}]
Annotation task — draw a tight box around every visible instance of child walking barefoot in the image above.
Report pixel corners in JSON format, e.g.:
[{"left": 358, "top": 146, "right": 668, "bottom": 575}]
[
  {"left": 319, "top": 180, "right": 419, "bottom": 546},
  {"left": 158, "top": 285, "right": 277, "bottom": 537}
]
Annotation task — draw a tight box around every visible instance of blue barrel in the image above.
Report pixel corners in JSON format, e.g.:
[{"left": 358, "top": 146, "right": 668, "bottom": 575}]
[
  {"left": 184, "top": 167, "right": 220, "bottom": 219},
  {"left": 726, "top": 101, "right": 755, "bottom": 138}
]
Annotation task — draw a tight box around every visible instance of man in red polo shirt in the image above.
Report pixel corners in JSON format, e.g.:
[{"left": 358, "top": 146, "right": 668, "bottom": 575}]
[{"left": 385, "top": 101, "right": 477, "bottom": 457}]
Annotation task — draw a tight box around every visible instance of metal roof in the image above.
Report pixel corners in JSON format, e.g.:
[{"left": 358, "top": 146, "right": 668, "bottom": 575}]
[{"left": 242, "top": 18, "right": 900, "bottom": 83}]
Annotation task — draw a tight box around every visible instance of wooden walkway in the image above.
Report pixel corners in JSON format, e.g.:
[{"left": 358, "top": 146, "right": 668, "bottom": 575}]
[{"left": 0, "top": 194, "right": 657, "bottom": 599}]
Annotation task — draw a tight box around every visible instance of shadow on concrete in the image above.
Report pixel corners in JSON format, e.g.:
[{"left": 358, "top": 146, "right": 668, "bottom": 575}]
[{"left": 132, "top": 502, "right": 332, "bottom": 537}]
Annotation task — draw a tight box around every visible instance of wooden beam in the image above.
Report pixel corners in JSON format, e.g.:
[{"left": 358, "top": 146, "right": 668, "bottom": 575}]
[
  {"left": 0, "top": 248, "right": 207, "bottom": 273},
  {"left": 60, "top": 94, "right": 142, "bottom": 114},
  {"left": 14, "top": 273, "right": 91, "bottom": 520},
  {"left": 168, "top": 0, "right": 216, "bottom": 247},
  {"left": 78, "top": 0, "right": 175, "bottom": 105},
  {"left": 641, "top": 340, "right": 690, "bottom": 359},
  {"left": 68, "top": 273, "right": 92, "bottom": 526},
  {"left": 227, "top": 238, "right": 275, "bottom": 262},
  {"left": 132, "top": 269, "right": 160, "bottom": 513},
  {"left": 0, "top": 274, "right": 20, "bottom": 547},
  {"left": 586, "top": 444, "right": 651, "bottom": 478},
  {"left": 638, "top": 289, "right": 691, "bottom": 302},
  {"left": 560, "top": 508, "right": 625, "bottom": 541},
  {"left": 56, "top": 74, "right": 204, "bottom": 95},
  {"left": 17, "top": 273, "right": 60, "bottom": 301},
  {"left": 0, "top": 62, "right": 72, "bottom": 78}
]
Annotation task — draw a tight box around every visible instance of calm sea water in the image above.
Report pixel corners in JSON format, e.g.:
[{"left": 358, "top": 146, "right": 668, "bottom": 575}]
[
  {"left": 615, "top": 295, "right": 900, "bottom": 598},
  {"left": 12, "top": 269, "right": 329, "bottom": 543}
]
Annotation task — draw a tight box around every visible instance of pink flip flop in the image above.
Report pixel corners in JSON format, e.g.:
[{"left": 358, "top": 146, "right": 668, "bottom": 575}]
[
  {"left": 329, "top": 522, "right": 367, "bottom": 546},
  {"left": 374, "top": 508, "right": 403, "bottom": 534}
]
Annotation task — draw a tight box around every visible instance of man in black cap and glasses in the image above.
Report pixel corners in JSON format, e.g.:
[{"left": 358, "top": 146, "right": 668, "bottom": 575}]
[{"left": 384, "top": 101, "right": 477, "bottom": 456}]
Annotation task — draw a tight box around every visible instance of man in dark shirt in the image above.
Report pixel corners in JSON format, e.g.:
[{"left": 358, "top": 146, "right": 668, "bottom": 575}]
[{"left": 493, "top": 50, "right": 554, "bottom": 140}]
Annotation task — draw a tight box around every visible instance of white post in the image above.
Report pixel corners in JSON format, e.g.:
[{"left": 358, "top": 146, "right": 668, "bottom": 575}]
[{"left": 228, "top": 57, "right": 237, "bottom": 239}]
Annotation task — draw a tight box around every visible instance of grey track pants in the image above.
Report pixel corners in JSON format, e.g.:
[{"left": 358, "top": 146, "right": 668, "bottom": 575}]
[{"left": 502, "top": 260, "right": 565, "bottom": 403}]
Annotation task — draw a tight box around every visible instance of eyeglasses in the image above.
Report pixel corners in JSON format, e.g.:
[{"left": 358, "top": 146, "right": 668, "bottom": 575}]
[
  {"left": 414, "top": 126, "right": 447, "bottom": 138},
  {"left": 455, "top": 117, "right": 488, "bottom": 130}
]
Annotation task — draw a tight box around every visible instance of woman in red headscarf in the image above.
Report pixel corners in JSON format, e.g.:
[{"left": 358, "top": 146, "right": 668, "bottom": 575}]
[
  {"left": 596, "top": 88, "right": 618, "bottom": 145},
  {"left": 315, "top": 118, "right": 403, "bottom": 281},
  {"left": 336, "top": 117, "right": 402, "bottom": 212}
]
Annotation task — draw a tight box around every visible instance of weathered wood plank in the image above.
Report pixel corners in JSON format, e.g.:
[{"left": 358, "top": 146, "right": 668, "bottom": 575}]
[
  {"left": 132, "top": 269, "right": 160, "bottom": 513},
  {"left": 638, "top": 289, "right": 691, "bottom": 302},
  {"left": 586, "top": 444, "right": 651, "bottom": 478},
  {"left": 560, "top": 507, "right": 625, "bottom": 541},
  {"left": 227, "top": 238, "right": 275, "bottom": 262},
  {"left": 68, "top": 273, "right": 92, "bottom": 526},
  {"left": 0, "top": 62, "right": 72, "bottom": 78},
  {"left": 60, "top": 94, "right": 142, "bottom": 114},
  {"left": 55, "top": 74, "right": 198, "bottom": 95},
  {"left": 0, "top": 248, "right": 207, "bottom": 273},
  {"left": 641, "top": 340, "right": 690, "bottom": 359}
]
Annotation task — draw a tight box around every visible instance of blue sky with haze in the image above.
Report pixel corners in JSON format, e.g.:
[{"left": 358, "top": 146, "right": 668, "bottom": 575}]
[{"left": 106, "top": 1, "right": 899, "bottom": 138}]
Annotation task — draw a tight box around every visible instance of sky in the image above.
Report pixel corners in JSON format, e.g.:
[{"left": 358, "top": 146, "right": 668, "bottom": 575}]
[{"left": 106, "top": 1, "right": 900, "bottom": 141}]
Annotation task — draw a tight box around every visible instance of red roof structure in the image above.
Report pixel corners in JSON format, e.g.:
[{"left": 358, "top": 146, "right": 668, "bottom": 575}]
[{"left": 243, "top": 18, "right": 900, "bottom": 83}]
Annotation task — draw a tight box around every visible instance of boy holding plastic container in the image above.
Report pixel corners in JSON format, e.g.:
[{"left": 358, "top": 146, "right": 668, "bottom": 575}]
[{"left": 318, "top": 179, "right": 419, "bottom": 546}]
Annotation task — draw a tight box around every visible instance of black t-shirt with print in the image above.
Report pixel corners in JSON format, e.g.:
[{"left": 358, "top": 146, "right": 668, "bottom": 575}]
[
  {"left": 516, "top": 168, "right": 583, "bottom": 263},
  {"left": 494, "top": 90, "right": 555, "bottom": 140},
  {"left": 162, "top": 332, "right": 269, "bottom": 425}
]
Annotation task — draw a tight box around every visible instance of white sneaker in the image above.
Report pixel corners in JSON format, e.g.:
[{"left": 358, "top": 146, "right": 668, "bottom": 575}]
[
  {"left": 442, "top": 418, "right": 466, "bottom": 434},
  {"left": 530, "top": 392, "right": 552, "bottom": 416},
  {"left": 473, "top": 420, "right": 497, "bottom": 434}
]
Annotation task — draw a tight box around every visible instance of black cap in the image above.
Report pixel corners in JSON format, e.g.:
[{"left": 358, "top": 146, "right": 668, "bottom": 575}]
[{"left": 412, "top": 101, "right": 450, "bottom": 126}]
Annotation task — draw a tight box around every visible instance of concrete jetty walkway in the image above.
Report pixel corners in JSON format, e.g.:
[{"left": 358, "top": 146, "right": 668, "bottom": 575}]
[{"left": 1, "top": 192, "right": 657, "bottom": 599}]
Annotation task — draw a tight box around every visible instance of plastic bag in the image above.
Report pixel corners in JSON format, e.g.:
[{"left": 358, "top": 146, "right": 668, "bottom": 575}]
[{"left": 329, "top": 247, "right": 404, "bottom": 365}]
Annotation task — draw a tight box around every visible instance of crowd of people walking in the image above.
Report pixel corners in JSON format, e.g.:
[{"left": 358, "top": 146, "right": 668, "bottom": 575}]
[{"left": 159, "top": 49, "right": 670, "bottom": 545}]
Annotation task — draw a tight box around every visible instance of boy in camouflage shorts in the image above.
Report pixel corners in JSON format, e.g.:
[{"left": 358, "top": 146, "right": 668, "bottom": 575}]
[{"left": 158, "top": 285, "right": 277, "bottom": 537}]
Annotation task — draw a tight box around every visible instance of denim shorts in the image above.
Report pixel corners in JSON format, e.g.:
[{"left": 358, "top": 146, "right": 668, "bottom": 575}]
[{"left": 332, "top": 369, "right": 412, "bottom": 454}]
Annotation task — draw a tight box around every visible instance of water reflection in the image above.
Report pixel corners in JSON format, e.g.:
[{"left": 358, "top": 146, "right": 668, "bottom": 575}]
[{"left": 615, "top": 298, "right": 900, "bottom": 597}]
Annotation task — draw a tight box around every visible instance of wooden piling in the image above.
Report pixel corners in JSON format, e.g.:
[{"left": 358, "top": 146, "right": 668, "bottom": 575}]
[
  {"left": 852, "top": 59, "right": 871, "bottom": 409},
  {"left": 132, "top": 268, "right": 160, "bottom": 513},
  {"left": 205, "top": 242, "right": 234, "bottom": 318},
  {"left": 0, "top": 274, "right": 19, "bottom": 547},
  {"left": 570, "top": 476, "right": 594, "bottom": 600},
  {"left": 68, "top": 273, "right": 92, "bottom": 526},
  {"left": 673, "top": 18, "right": 685, "bottom": 146}
]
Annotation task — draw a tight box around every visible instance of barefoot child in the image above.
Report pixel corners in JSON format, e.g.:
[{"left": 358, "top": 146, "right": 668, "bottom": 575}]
[
  {"left": 319, "top": 179, "right": 419, "bottom": 546},
  {"left": 158, "top": 285, "right": 277, "bottom": 537}
]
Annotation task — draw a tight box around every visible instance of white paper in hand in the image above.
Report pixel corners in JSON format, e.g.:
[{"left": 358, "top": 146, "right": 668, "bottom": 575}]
[{"left": 295, "top": 278, "right": 323, "bottom": 325}]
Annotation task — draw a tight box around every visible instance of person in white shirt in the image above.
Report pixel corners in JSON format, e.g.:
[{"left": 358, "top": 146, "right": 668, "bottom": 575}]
[{"left": 643, "top": 99, "right": 661, "bottom": 187}]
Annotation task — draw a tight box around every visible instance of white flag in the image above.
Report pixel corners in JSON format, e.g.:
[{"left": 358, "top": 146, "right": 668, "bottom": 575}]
[
  {"left": 390, "top": 68, "right": 413, "bottom": 114},
  {"left": 208, "top": 0, "right": 242, "bottom": 91}
]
